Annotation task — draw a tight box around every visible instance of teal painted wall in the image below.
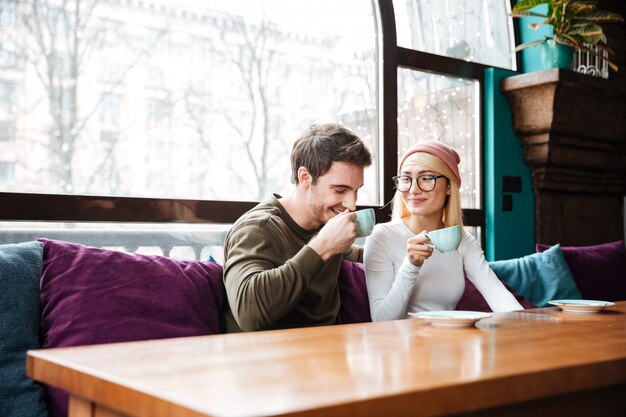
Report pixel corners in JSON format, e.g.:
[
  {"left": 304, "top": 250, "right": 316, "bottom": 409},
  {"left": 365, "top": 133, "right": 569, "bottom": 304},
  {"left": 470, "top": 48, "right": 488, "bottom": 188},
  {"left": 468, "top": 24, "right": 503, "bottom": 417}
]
[
  {"left": 483, "top": 68, "right": 535, "bottom": 261},
  {"left": 516, "top": 4, "right": 551, "bottom": 73}
]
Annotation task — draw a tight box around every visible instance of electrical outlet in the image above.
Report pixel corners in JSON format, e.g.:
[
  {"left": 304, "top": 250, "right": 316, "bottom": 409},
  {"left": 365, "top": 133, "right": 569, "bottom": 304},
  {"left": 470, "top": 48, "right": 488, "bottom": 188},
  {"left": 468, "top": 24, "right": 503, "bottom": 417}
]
[
  {"left": 502, "top": 194, "right": 513, "bottom": 211},
  {"left": 502, "top": 176, "right": 522, "bottom": 193}
]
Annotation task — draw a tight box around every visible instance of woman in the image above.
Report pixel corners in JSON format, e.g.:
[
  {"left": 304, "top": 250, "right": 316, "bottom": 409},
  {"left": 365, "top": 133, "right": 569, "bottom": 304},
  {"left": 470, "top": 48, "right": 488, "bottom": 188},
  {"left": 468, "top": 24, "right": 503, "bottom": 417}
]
[{"left": 364, "top": 141, "right": 523, "bottom": 321}]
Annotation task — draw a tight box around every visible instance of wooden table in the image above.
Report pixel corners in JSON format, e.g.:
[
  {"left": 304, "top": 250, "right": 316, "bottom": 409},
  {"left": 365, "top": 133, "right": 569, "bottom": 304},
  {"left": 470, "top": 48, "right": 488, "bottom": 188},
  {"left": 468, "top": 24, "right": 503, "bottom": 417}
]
[{"left": 27, "top": 303, "right": 626, "bottom": 417}]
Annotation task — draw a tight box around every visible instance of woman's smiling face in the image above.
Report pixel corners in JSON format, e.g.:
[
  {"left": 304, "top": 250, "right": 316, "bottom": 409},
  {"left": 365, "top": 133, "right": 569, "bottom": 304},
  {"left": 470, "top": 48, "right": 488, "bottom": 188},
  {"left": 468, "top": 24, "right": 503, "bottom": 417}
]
[{"left": 399, "top": 153, "right": 449, "bottom": 218}]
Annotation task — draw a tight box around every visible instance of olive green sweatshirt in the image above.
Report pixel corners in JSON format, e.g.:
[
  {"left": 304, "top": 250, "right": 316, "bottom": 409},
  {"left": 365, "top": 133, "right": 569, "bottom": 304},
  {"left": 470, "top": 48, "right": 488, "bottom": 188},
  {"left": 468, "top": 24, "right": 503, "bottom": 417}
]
[{"left": 223, "top": 194, "right": 363, "bottom": 332}]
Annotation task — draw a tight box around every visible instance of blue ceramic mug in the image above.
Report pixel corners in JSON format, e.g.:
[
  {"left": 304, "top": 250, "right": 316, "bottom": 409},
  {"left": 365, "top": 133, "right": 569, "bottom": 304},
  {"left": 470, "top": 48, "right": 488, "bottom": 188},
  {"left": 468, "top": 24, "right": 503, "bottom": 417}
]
[
  {"left": 354, "top": 208, "right": 375, "bottom": 237},
  {"left": 426, "top": 225, "right": 462, "bottom": 253}
]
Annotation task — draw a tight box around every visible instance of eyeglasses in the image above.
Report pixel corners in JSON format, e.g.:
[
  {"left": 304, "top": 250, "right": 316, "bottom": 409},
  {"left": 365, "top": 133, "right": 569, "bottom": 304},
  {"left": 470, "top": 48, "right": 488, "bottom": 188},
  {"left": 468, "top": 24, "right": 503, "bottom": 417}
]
[{"left": 392, "top": 175, "right": 447, "bottom": 192}]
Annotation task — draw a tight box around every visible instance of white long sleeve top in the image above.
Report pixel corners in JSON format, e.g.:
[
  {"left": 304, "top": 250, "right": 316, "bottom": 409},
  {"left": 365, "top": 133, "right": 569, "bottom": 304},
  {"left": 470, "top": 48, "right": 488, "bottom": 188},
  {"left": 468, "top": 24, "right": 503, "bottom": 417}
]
[{"left": 364, "top": 221, "right": 523, "bottom": 321}]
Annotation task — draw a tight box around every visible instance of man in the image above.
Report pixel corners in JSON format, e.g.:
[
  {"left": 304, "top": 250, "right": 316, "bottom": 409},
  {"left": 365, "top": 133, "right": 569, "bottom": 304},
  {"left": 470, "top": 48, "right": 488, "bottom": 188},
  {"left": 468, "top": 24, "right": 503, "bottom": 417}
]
[{"left": 223, "top": 123, "right": 373, "bottom": 332}]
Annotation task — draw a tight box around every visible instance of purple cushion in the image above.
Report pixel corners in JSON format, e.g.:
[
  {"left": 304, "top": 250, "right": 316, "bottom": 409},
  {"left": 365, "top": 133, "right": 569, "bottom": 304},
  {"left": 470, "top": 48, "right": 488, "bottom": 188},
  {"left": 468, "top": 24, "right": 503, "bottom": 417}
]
[
  {"left": 338, "top": 261, "right": 371, "bottom": 323},
  {"left": 456, "top": 276, "right": 536, "bottom": 312},
  {"left": 536, "top": 240, "right": 626, "bottom": 301},
  {"left": 38, "top": 239, "right": 225, "bottom": 417}
]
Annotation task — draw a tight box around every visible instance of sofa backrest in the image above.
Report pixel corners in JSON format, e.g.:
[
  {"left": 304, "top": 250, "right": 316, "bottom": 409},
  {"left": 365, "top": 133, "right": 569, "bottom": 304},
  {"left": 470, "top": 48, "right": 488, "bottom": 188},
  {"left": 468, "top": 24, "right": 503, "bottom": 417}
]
[
  {"left": 13, "top": 240, "right": 372, "bottom": 417},
  {"left": 536, "top": 240, "right": 626, "bottom": 301},
  {"left": 37, "top": 238, "right": 226, "bottom": 417},
  {"left": 11, "top": 239, "right": 577, "bottom": 417},
  {"left": 338, "top": 260, "right": 372, "bottom": 323}
]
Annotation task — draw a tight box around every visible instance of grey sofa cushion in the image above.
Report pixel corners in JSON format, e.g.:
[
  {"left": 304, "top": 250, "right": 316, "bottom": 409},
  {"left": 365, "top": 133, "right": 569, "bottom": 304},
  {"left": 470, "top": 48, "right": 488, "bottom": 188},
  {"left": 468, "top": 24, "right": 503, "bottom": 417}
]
[{"left": 0, "top": 241, "right": 48, "bottom": 417}]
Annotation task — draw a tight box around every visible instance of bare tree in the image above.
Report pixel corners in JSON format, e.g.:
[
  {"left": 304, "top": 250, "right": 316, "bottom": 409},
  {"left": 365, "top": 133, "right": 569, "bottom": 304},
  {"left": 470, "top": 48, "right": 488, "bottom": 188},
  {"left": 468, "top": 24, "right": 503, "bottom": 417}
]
[
  {"left": 182, "top": 13, "right": 333, "bottom": 200},
  {"left": 16, "top": 0, "right": 165, "bottom": 193},
  {"left": 217, "top": 14, "right": 283, "bottom": 200},
  {"left": 19, "top": 0, "right": 101, "bottom": 192}
]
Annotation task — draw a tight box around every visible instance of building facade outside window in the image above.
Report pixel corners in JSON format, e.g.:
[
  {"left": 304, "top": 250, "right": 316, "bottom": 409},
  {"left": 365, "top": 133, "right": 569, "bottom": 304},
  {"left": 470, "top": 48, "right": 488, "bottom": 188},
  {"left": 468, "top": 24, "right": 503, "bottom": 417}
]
[{"left": 0, "top": 0, "right": 516, "bottom": 259}]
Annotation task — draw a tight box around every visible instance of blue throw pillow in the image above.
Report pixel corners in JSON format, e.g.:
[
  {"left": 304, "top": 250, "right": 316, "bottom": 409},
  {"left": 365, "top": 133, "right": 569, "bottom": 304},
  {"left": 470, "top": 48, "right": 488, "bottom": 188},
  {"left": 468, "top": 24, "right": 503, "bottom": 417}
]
[
  {"left": 0, "top": 241, "right": 48, "bottom": 417},
  {"left": 489, "top": 244, "right": 582, "bottom": 307}
]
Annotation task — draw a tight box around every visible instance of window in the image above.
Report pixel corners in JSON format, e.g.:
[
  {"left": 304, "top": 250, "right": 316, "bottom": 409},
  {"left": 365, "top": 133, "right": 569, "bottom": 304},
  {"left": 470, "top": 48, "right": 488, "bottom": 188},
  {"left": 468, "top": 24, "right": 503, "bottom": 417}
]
[
  {"left": 0, "top": 120, "right": 14, "bottom": 142},
  {"left": 393, "top": 0, "right": 516, "bottom": 70},
  {"left": 0, "top": 80, "right": 15, "bottom": 112},
  {"left": 0, "top": 42, "right": 17, "bottom": 67},
  {"left": 0, "top": 0, "right": 378, "bottom": 204},
  {"left": 100, "top": 94, "right": 121, "bottom": 125},
  {"left": 146, "top": 98, "right": 166, "bottom": 123},
  {"left": 99, "top": 60, "right": 122, "bottom": 83},
  {"left": 389, "top": 0, "right": 515, "bottom": 235},
  {"left": 146, "top": 67, "right": 165, "bottom": 90},
  {"left": 0, "top": 1, "right": 16, "bottom": 28},
  {"left": 100, "top": 130, "right": 118, "bottom": 149},
  {"left": 397, "top": 70, "right": 480, "bottom": 208},
  {"left": 0, "top": 161, "right": 14, "bottom": 181},
  {"left": 190, "top": 36, "right": 209, "bottom": 63},
  {"left": 0, "top": 0, "right": 517, "bottom": 253},
  {"left": 48, "top": 8, "right": 69, "bottom": 37},
  {"left": 99, "top": 19, "right": 123, "bottom": 47},
  {"left": 50, "top": 54, "right": 71, "bottom": 78},
  {"left": 51, "top": 87, "right": 72, "bottom": 117}
]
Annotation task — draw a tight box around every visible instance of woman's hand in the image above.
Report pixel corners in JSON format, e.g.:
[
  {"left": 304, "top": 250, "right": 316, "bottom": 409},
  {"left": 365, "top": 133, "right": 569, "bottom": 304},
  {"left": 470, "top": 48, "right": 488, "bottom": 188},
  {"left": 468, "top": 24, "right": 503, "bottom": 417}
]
[{"left": 407, "top": 230, "right": 433, "bottom": 267}]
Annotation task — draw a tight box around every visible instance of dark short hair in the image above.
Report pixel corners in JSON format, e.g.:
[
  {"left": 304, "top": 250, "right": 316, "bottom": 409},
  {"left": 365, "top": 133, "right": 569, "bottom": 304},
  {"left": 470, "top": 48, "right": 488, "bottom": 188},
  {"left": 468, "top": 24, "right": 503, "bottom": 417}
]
[{"left": 290, "top": 123, "right": 372, "bottom": 184}]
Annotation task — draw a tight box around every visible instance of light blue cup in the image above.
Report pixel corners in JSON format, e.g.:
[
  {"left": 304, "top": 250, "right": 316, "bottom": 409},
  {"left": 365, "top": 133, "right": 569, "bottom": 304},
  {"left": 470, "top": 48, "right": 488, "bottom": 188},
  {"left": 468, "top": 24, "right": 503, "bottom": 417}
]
[
  {"left": 354, "top": 208, "right": 375, "bottom": 237},
  {"left": 426, "top": 225, "right": 462, "bottom": 253}
]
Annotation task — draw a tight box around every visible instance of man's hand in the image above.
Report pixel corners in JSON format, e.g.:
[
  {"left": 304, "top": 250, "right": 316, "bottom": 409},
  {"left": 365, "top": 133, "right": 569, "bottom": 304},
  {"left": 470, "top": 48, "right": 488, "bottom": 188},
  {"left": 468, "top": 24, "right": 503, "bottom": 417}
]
[
  {"left": 407, "top": 230, "right": 434, "bottom": 267},
  {"left": 308, "top": 210, "right": 358, "bottom": 261}
]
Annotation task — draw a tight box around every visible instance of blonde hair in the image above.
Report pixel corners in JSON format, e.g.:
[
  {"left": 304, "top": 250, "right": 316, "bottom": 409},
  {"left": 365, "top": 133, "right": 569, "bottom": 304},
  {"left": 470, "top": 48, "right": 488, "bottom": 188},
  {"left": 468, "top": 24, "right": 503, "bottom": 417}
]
[{"left": 391, "top": 152, "right": 464, "bottom": 228}]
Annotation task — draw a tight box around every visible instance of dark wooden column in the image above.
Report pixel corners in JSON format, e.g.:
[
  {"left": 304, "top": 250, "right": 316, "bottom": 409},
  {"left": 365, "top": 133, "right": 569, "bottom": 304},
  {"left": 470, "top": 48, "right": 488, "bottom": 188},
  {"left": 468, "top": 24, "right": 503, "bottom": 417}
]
[
  {"left": 501, "top": 68, "right": 626, "bottom": 246},
  {"left": 599, "top": 0, "right": 626, "bottom": 83}
]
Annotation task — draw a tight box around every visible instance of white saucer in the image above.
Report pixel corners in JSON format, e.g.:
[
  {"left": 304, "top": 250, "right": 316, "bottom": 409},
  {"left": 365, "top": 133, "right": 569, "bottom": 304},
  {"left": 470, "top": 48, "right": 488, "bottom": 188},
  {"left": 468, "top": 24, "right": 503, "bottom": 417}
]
[
  {"left": 409, "top": 311, "right": 492, "bottom": 328},
  {"left": 548, "top": 299, "right": 615, "bottom": 314}
]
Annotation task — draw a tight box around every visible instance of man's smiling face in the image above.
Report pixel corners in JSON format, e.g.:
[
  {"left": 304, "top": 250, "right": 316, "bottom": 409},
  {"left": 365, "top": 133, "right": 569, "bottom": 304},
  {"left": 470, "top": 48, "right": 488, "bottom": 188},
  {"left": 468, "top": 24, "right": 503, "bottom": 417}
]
[{"left": 305, "top": 161, "right": 364, "bottom": 228}]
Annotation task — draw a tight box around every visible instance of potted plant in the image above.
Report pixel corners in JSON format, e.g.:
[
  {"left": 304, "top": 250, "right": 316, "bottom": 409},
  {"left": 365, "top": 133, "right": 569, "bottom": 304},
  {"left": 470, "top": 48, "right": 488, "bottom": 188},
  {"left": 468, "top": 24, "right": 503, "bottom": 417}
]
[{"left": 510, "top": 0, "right": 624, "bottom": 71}]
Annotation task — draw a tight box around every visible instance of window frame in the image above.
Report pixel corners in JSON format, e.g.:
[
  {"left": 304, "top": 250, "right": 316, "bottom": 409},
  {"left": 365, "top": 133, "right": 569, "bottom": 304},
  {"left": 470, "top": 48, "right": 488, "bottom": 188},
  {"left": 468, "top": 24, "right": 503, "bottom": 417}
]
[
  {"left": 0, "top": 0, "right": 520, "bottom": 243},
  {"left": 378, "top": 0, "right": 492, "bottom": 240}
]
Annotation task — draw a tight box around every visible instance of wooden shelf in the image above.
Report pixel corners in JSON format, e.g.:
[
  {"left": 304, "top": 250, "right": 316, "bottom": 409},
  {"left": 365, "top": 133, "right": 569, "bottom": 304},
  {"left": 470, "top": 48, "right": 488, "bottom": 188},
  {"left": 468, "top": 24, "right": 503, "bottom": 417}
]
[{"left": 501, "top": 68, "right": 626, "bottom": 245}]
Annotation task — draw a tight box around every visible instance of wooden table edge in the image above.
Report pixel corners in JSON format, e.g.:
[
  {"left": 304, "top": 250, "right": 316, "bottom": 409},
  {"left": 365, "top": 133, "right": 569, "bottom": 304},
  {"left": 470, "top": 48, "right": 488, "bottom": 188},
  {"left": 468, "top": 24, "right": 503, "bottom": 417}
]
[{"left": 26, "top": 348, "right": 626, "bottom": 417}]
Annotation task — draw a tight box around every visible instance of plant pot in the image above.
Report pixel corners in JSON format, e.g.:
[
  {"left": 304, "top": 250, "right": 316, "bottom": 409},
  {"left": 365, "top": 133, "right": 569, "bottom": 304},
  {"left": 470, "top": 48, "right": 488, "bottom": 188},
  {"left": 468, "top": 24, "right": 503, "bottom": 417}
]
[{"left": 540, "top": 42, "right": 574, "bottom": 70}]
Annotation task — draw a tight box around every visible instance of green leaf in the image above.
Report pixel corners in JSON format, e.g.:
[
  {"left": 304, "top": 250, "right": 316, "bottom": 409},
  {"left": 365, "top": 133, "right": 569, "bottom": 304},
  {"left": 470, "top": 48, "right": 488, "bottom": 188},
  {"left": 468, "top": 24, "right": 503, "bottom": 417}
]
[
  {"left": 578, "top": 32, "right": 603, "bottom": 45},
  {"left": 512, "top": 0, "right": 550, "bottom": 12},
  {"left": 510, "top": 11, "right": 547, "bottom": 19},
  {"left": 570, "top": 3, "right": 597, "bottom": 14},
  {"left": 569, "top": 0, "right": 600, "bottom": 8},
  {"left": 512, "top": 0, "right": 624, "bottom": 56},
  {"left": 570, "top": 0, "right": 600, "bottom": 6},
  {"left": 514, "top": 37, "right": 550, "bottom": 52},
  {"left": 556, "top": 33, "right": 583, "bottom": 48},
  {"left": 576, "top": 10, "right": 624, "bottom": 22},
  {"left": 568, "top": 22, "right": 603, "bottom": 36}
]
